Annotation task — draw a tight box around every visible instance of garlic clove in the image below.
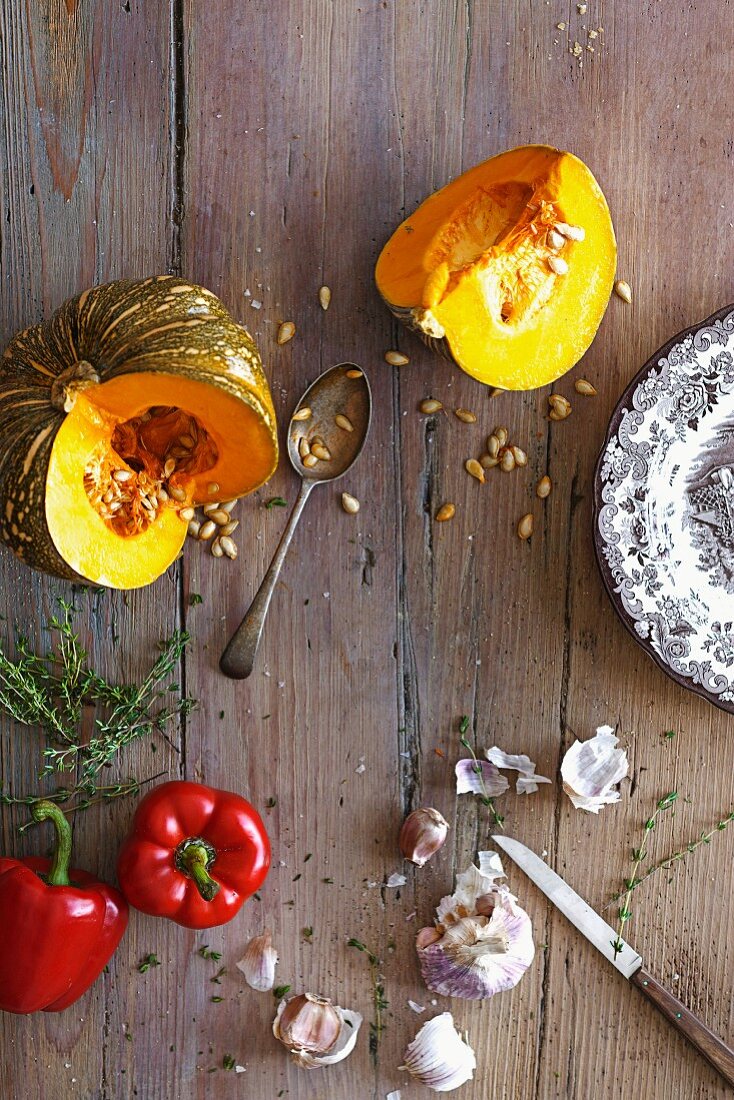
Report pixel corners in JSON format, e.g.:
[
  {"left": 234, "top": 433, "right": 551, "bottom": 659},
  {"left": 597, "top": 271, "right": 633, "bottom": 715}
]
[
  {"left": 418, "top": 852, "right": 535, "bottom": 1000},
  {"left": 236, "top": 929, "right": 278, "bottom": 992},
  {"left": 273, "top": 992, "right": 362, "bottom": 1069},
  {"left": 561, "top": 724, "right": 629, "bottom": 813},
  {"left": 400, "top": 1012, "right": 476, "bottom": 1092},
  {"left": 455, "top": 758, "right": 509, "bottom": 797},
  {"left": 399, "top": 807, "right": 450, "bottom": 867},
  {"left": 485, "top": 745, "right": 552, "bottom": 795}
]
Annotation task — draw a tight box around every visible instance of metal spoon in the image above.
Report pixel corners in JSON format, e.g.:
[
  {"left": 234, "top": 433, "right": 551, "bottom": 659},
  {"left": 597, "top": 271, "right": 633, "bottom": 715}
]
[{"left": 220, "top": 362, "right": 372, "bottom": 679}]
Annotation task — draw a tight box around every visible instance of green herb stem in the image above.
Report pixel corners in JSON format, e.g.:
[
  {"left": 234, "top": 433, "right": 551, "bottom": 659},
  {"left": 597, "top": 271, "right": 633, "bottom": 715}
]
[{"left": 612, "top": 791, "right": 677, "bottom": 959}]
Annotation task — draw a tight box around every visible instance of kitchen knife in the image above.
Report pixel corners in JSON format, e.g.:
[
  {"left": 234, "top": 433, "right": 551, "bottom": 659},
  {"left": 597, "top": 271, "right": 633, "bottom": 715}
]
[{"left": 493, "top": 834, "right": 734, "bottom": 1088}]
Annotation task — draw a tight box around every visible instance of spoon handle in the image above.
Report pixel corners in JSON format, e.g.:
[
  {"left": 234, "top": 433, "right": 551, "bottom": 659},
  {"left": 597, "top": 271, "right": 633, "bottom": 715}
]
[{"left": 220, "top": 479, "right": 315, "bottom": 679}]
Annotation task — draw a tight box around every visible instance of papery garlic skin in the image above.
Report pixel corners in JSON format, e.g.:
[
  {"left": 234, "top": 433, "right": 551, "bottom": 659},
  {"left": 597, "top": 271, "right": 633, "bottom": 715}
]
[
  {"left": 400, "top": 807, "right": 450, "bottom": 867},
  {"left": 561, "top": 724, "right": 628, "bottom": 813},
  {"left": 236, "top": 930, "right": 278, "bottom": 992},
  {"left": 417, "top": 851, "right": 534, "bottom": 1000},
  {"left": 400, "top": 1012, "right": 476, "bottom": 1092},
  {"left": 273, "top": 992, "right": 363, "bottom": 1069},
  {"left": 455, "top": 758, "right": 509, "bottom": 797},
  {"left": 485, "top": 746, "right": 551, "bottom": 795}
]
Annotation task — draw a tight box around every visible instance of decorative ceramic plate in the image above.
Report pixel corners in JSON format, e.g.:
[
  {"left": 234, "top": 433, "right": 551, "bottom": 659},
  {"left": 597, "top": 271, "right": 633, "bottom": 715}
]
[{"left": 593, "top": 304, "right": 734, "bottom": 713}]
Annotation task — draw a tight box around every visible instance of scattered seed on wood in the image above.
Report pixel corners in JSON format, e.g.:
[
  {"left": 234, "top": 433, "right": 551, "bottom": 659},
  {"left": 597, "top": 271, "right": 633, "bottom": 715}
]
[
  {"left": 487, "top": 434, "right": 500, "bottom": 458},
  {"left": 419, "top": 398, "right": 443, "bottom": 414},
  {"left": 517, "top": 513, "right": 534, "bottom": 540},
  {"left": 385, "top": 350, "right": 409, "bottom": 366},
  {"left": 169, "top": 486, "right": 187, "bottom": 502},
  {"left": 335, "top": 414, "right": 354, "bottom": 432},
  {"left": 187, "top": 519, "right": 201, "bottom": 538},
  {"left": 536, "top": 475, "right": 552, "bottom": 498},
  {"left": 465, "top": 458, "right": 485, "bottom": 483},
  {"left": 615, "top": 279, "right": 632, "bottom": 304},
  {"left": 211, "top": 538, "right": 224, "bottom": 558},
  {"left": 179, "top": 506, "right": 195, "bottom": 522},
  {"left": 292, "top": 407, "right": 312, "bottom": 421},
  {"left": 341, "top": 492, "right": 360, "bottom": 514},
  {"left": 221, "top": 500, "right": 237, "bottom": 513},
  {"left": 303, "top": 454, "right": 319, "bottom": 468},
  {"left": 220, "top": 536, "right": 238, "bottom": 559},
  {"left": 203, "top": 501, "right": 220, "bottom": 515},
  {"left": 209, "top": 509, "right": 231, "bottom": 526},
  {"left": 435, "top": 503, "right": 456, "bottom": 522},
  {"left": 311, "top": 443, "right": 331, "bottom": 461},
  {"left": 480, "top": 453, "right": 499, "bottom": 469},
  {"left": 490, "top": 387, "right": 504, "bottom": 398},
  {"left": 454, "top": 408, "right": 477, "bottom": 423},
  {"left": 277, "top": 321, "right": 296, "bottom": 345},
  {"left": 319, "top": 286, "right": 331, "bottom": 310},
  {"left": 548, "top": 394, "right": 572, "bottom": 420},
  {"left": 511, "top": 446, "right": 528, "bottom": 467},
  {"left": 346, "top": 368, "right": 363, "bottom": 378},
  {"left": 575, "top": 378, "right": 597, "bottom": 396},
  {"left": 494, "top": 426, "right": 509, "bottom": 447},
  {"left": 220, "top": 519, "right": 239, "bottom": 536},
  {"left": 548, "top": 255, "right": 569, "bottom": 276},
  {"left": 199, "top": 520, "right": 217, "bottom": 540},
  {"left": 500, "top": 449, "right": 516, "bottom": 472}
]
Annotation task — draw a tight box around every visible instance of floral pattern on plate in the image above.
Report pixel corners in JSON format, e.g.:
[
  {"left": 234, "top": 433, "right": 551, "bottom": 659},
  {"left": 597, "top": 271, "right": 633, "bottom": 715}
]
[{"left": 594, "top": 305, "right": 734, "bottom": 711}]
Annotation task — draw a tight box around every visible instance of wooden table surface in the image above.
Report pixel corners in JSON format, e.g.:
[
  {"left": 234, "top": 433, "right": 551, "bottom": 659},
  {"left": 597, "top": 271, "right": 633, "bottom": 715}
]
[{"left": 1, "top": 2, "right": 734, "bottom": 1098}]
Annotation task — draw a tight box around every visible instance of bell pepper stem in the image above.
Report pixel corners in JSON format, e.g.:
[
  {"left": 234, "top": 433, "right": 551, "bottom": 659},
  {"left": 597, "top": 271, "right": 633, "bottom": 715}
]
[
  {"left": 176, "top": 838, "right": 221, "bottom": 902},
  {"left": 31, "top": 800, "right": 73, "bottom": 887}
]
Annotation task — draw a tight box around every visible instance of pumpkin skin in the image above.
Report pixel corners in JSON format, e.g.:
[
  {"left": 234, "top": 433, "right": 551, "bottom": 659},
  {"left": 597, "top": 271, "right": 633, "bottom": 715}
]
[
  {"left": 0, "top": 276, "right": 278, "bottom": 588},
  {"left": 375, "top": 144, "right": 616, "bottom": 390}
]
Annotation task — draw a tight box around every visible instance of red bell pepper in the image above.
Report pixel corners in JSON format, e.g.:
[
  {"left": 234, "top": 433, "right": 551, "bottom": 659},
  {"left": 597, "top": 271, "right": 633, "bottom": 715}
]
[
  {"left": 116, "top": 780, "right": 270, "bottom": 929},
  {"left": 0, "top": 800, "right": 128, "bottom": 1014}
]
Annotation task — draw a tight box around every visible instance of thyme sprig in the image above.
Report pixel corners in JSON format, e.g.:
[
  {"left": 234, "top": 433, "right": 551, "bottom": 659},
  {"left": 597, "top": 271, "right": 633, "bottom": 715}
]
[
  {"left": 459, "top": 715, "right": 504, "bottom": 829},
  {"left": 347, "top": 938, "right": 387, "bottom": 1061},
  {"left": 612, "top": 790, "right": 678, "bottom": 959},
  {"left": 0, "top": 599, "right": 194, "bottom": 818}
]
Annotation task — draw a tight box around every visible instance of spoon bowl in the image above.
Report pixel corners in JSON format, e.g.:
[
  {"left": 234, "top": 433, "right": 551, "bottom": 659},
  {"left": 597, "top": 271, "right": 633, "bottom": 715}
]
[{"left": 220, "top": 362, "right": 372, "bottom": 679}]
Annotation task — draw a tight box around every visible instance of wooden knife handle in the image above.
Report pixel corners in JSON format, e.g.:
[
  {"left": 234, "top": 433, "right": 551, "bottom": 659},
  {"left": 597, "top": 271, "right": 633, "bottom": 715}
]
[{"left": 631, "top": 966, "right": 734, "bottom": 1088}]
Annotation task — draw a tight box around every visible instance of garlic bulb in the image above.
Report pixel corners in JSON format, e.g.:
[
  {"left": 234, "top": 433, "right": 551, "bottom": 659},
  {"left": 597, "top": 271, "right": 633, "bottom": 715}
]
[
  {"left": 561, "top": 724, "right": 628, "bottom": 813},
  {"left": 236, "top": 930, "right": 278, "bottom": 992},
  {"left": 399, "top": 807, "right": 450, "bottom": 867},
  {"left": 416, "top": 851, "right": 534, "bottom": 999},
  {"left": 400, "top": 1012, "right": 476, "bottom": 1092},
  {"left": 273, "top": 992, "right": 363, "bottom": 1069}
]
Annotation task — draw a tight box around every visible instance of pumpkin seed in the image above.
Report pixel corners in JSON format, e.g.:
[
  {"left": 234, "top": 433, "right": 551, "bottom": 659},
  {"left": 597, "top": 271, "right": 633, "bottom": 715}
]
[
  {"left": 547, "top": 228, "right": 565, "bottom": 250},
  {"left": 490, "top": 387, "right": 504, "bottom": 398},
  {"left": 199, "top": 520, "right": 217, "bottom": 540},
  {"left": 574, "top": 378, "right": 597, "bottom": 396},
  {"left": 292, "top": 407, "right": 312, "bottom": 422},
  {"left": 157, "top": 487, "right": 169, "bottom": 501},
  {"left": 454, "top": 408, "right": 477, "bottom": 423},
  {"left": 548, "top": 394, "right": 571, "bottom": 419},
  {"left": 465, "top": 458, "right": 485, "bottom": 483},
  {"left": 419, "top": 399, "right": 443, "bottom": 414},
  {"left": 547, "top": 255, "right": 569, "bottom": 275},
  {"left": 487, "top": 434, "right": 500, "bottom": 457},
  {"left": 346, "top": 368, "right": 363, "bottom": 378},
  {"left": 614, "top": 279, "right": 632, "bottom": 304},
  {"left": 536, "top": 475, "right": 552, "bottom": 498},
  {"left": 341, "top": 492, "right": 360, "bottom": 514},
  {"left": 298, "top": 437, "right": 311, "bottom": 459},
  {"left": 385, "top": 350, "right": 409, "bottom": 366},
  {"left": 169, "top": 486, "right": 187, "bottom": 502},
  {"left": 517, "top": 513, "right": 534, "bottom": 540},
  {"left": 208, "top": 509, "right": 231, "bottom": 525},
  {"left": 220, "top": 519, "right": 239, "bottom": 536},
  {"left": 311, "top": 443, "right": 331, "bottom": 461},
  {"left": 511, "top": 445, "right": 528, "bottom": 467},
  {"left": 435, "top": 503, "right": 456, "bottom": 522},
  {"left": 179, "top": 434, "right": 195, "bottom": 448},
  {"left": 211, "top": 538, "right": 224, "bottom": 558},
  {"left": 109, "top": 501, "right": 123, "bottom": 513},
  {"left": 187, "top": 519, "right": 201, "bottom": 538},
  {"left": 335, "top": 414, "right": 354, "bottom": 432},
  {"left": 221, "top": 499, "right": 237, "bottom": 513},
  {"left": 494, "top": 426, "right": 509, "bottom": 447},
  {"left": 112, "top": 469, "right": 133, "bottom": 483},
  {"left": 303, "top": 454, "right": 319, "bottom": 468},
  {"left": 555, "top": 221, "right": 585, "bottom": 241},
  {"left": 208, "top": 482, "right": 220, "bottom": 494},
  {"left": 203, "top": 501, "right": 220, "bottom": 515},
  {"left": 164, "top": 459, "right": 176, "bottom": 478},
  {"left": 480, "top": 453, "right": 499, "bottom": 469},
  {"left": 277, "top": 321, "right": 296, "bottom": 345},
  {"left": 219, "top": 536, "right": 238, "bottom": 559},
  {"left": 500, "top": 449, "right": 516, "bottom": 472},
  {"left": 319, "top": 286, "right": 331, "bottom": 310},
  {"left": 103, "top": 489, "right": 115, "bottom": 504},
  {"left": 179, "top": 506, "right": 195, "bottom": 521}
]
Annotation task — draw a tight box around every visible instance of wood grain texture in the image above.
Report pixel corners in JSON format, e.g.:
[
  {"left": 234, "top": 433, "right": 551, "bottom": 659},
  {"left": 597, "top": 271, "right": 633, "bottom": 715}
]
[{"left": 0, "top": 0, "right": 734, "bottom": 1097}]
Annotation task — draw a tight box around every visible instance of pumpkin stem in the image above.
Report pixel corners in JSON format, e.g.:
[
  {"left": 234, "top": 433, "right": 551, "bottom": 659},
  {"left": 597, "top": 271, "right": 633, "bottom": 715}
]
[{"left": 50, "top": 360, "right": 100, "bottom": 412}]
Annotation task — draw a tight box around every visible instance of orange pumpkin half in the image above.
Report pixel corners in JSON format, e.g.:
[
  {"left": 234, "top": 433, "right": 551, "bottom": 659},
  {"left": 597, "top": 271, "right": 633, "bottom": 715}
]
[
  {"left": 375, "top": 144, "right": 616, "bottom": 390},
  {"left": 0, "top": 277, "right": 278, "bottom": 588}
]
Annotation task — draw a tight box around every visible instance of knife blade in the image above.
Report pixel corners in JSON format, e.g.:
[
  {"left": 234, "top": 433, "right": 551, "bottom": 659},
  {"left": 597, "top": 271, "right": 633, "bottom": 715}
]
[{"left": 493, "top": 834, "right": 734, "bottom": 1087}]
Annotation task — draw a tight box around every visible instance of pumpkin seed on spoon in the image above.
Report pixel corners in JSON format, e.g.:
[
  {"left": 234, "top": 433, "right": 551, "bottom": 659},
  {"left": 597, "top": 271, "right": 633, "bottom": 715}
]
[{"left": 220, "top": 363, "right": 372, "bottom": 680}]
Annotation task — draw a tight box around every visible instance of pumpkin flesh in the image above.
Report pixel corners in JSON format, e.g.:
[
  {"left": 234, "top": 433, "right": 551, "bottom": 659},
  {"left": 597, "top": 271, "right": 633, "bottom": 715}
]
[{"left": 375, "top": 145, "right": 616, "bottom": 390}]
